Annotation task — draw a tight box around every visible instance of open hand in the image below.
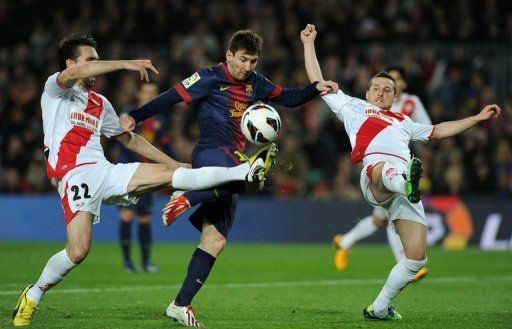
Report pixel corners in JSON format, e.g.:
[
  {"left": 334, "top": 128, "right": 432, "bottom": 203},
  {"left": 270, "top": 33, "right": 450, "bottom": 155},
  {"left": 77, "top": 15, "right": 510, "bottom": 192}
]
[
  {"left": 301, "top": 24, "right": 317, "bottom": 44},
  {"left": 123, "top": 59, "right": 159, "bottom": 82}
]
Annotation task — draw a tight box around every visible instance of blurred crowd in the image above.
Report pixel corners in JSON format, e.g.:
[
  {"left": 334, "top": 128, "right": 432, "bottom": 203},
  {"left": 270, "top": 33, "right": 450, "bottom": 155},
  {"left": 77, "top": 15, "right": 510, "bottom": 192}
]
[{"left": 1, "top": 0, "right": 512, "bottom": 199}]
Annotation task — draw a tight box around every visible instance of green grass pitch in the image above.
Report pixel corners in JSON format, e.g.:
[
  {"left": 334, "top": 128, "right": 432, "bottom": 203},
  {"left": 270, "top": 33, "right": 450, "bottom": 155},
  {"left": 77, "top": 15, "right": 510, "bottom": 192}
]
[{"left": 1, "top": 243, "right": 511, "bottom": 328}]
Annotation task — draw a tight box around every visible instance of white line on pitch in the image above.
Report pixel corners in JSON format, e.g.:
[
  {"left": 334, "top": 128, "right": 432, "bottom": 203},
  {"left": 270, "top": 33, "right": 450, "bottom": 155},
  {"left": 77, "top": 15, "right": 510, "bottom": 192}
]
[{"left": 1, "top": 275, "right": 511, "bottom": 296}]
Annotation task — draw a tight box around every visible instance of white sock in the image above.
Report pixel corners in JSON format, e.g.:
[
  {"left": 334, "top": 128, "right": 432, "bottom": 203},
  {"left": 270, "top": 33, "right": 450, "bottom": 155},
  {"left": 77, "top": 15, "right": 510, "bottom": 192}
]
[
  {"left": 171, "top": 163, "right": 250, "bottom": 190},
  {"left": 381, "top": 161, "right": 406, "bottom": 195},
  {"left": 372, "top": 258, "right": 427, "bottom": 316},
  {"left": 386, "top": 222, "right": 405, "bottom": 262},
  {"left": 340, "top": 216, "right": 378, "bottom": 249},
  {"left": 26, "top": 249, "right": 77, "bottom": 303}
]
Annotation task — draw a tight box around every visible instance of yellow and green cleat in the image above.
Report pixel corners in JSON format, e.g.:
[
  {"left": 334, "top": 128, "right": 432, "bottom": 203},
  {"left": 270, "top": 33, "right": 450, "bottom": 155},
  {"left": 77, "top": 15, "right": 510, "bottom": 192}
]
[
  {"left": 12, "top": 285, "right": 37, "bottom": 327},
  {"left": 405, "top": 157, "right": 422, "bottom": 203},
  {"left": 363, "top": 305, "right": 402, "bottom": 320},
  {"left": 235, "top": 143, "right": 278, "bottom": 175}
]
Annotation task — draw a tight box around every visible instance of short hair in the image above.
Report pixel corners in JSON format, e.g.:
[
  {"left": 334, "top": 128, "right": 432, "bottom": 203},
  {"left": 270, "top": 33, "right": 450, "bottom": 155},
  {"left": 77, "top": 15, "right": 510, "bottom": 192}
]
[
  {"left": 228, "top": 30, "right": 263, "bottom": 55},
  {"left": 386, "top": 65, "right": 408, "bottom": 83},
  {"left": 58, "top": 33, "right": 97, "bottom": 70},
  {"left": 367, "top": 71, "right": 397, "bottom": 94}
]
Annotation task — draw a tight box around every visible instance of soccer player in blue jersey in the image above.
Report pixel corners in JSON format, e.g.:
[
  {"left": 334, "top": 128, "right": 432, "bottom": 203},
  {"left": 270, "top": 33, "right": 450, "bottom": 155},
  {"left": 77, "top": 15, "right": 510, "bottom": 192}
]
[
  {"left": 118, "top": 83, "right": 169, "bottom": 274},
  {"left": 120, "top": 30, "right": 338, "bottom": 327}
]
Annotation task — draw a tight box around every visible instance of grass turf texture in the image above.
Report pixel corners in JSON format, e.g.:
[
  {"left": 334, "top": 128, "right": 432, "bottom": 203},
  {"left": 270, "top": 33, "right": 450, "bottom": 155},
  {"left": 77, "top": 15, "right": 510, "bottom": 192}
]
[{"left": 1, "top": 243, "right": 511, "bottom": 328}]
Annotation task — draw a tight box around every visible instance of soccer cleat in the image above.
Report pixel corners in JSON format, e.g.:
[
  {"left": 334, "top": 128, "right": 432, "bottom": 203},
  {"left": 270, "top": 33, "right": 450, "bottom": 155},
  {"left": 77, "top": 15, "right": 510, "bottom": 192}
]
[
  {"left": 246, "top": 158, "right": 266, "bottom": 183},
  {"left": 363, "top": 305, "right": 402, "bottom": 320},
  {"left": 124, "top": 261, "right": 139, "bottom": 274},
  {"left": 235, "top": 143, "right": 278, "bottom": 175},
  {"left": 332, "top": 234, "right": 350, "bottom": 271},
  {"left": 162, "top": 191, "right": 191, "bottom": 227},
  {"left": 405, "top": 157, "right": 422, "bottom": 203},
  {"left": 142, "top": 262, "right": 160, "bottom": 274},
  {"left": 166, "top": 300, "right": 204, "bottom": 327},
  {"left": 12, "top": 285, "right": 37, "bottom": 327},
  {"left": 413, "top": 267, "right": 428, "bottom": 282}
]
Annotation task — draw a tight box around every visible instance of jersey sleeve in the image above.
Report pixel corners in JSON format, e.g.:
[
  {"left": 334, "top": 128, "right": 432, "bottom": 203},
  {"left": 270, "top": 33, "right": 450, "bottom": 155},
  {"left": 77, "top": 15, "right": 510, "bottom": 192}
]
[
  {"left": 256, "top": 74, "right": 283, "bottom": 100},
  {"left": 406, "top": 117, "right": 435, "bottom": 142},
  {"left": 411, "top": 95, "right": 432, "bottom": 125},
  {"left": 101, "top": 98, "right": 124, "bottom": 138},
  {"left": 321, "top": 90, "right": 353, "bottom": 119},
  {"left": 173, "top": 68, "right": 215, "bottom": 104},
  {"left": 44, "top": 72, "right": 71, "bottom": 98}
]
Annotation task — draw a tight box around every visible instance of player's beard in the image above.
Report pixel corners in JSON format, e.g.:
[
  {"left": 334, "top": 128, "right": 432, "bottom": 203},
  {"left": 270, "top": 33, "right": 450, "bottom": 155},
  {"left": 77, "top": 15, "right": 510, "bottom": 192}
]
[{"left": 83, "top": 78, "right": 95, "bottom": 89}]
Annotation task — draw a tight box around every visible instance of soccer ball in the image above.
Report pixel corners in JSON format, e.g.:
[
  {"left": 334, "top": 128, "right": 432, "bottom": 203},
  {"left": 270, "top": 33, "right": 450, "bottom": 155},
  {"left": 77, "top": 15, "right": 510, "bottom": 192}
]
[{"left": 241, "top": 103, "right": 281, "bottom": 145}]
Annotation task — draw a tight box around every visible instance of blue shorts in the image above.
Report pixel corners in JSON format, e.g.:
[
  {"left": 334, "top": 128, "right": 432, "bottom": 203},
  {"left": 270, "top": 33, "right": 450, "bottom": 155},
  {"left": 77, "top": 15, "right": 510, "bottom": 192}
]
[
  {"left": 189, "top": 146, "right": 241, "bottom": 238},
  {"left": 119, "top": 194, "right": 153, "bottom": 216}
]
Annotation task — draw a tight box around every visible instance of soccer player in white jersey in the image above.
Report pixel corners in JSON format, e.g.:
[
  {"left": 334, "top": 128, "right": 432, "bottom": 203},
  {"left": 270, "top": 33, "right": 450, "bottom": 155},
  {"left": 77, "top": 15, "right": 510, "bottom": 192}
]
[
  {"left": 301, "top": 24, "right": 500, "bottom": 320},
  {"left": 332, "top": 66, "right": 431, "bottom": 281},
  {"left": 12, "top": 33, "right": 272, "bottom": 327}
]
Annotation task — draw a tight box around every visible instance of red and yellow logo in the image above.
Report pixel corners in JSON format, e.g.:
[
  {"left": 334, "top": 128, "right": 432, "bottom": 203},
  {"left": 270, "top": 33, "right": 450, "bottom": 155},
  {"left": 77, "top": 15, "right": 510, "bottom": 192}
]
[{"left": 230, "top": 101, "right": 248, "bottom": 117}]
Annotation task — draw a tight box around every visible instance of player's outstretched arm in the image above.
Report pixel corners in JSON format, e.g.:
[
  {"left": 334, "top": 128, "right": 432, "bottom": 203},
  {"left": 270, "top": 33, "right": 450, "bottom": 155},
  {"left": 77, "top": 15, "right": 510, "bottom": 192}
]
[
  {"left": 116, "top": 132, "right": 189, "bottom": 168},
  {"left": 431, "top": 104, "right": 501, "bottom": 139},
  {"left": 58, "top": 60, "right": 158, "bottom": 88},
  {"left": 301, "top": 24, "right": 324, "bottom": 83}
]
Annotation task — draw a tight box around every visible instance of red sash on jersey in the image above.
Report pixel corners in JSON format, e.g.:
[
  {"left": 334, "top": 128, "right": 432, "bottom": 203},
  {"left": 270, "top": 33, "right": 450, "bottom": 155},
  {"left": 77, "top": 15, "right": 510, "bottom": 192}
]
[{"left": 350, "top": 111, "right": 405, "bottom": 163}]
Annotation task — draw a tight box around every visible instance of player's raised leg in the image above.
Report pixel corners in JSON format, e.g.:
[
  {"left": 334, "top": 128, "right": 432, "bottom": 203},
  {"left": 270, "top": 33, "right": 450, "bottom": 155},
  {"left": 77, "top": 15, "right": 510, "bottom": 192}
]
[
  {"left": 162, "top": 143, "right": 278, "bottom": 227},
  {"left": 365, "top": 219, "right": 427, "bottom": 320},
  {"left": 13, "top": 212, "right": 93, "bottom": 326},
  {"left": 369, "top": 159, "right": 423, "bottom": 204},
  {"left": 127, "top": 159, "right": 265, "bottom": 197}
]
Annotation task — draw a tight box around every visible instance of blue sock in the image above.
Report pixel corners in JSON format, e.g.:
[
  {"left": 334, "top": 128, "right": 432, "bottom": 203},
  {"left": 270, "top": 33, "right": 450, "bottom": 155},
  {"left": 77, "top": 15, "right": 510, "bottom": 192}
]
[
  {"left": 119, "top": 221, "right": 132, "bottom": 264},
  {"left": 175, "top": 248, "right": 216, "bottom": 306},
  {"left": 184, "top": 182, "right": 245, "bottom": 207},
  {"left": 138, "top": 223, "right": 151, "bottom": 267}
]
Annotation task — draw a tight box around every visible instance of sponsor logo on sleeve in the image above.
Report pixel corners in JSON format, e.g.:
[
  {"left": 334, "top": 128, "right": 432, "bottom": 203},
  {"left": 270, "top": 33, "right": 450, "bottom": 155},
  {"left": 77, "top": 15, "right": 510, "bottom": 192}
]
[{"left": 182, "top": 72, "right": 201, "bottom": 89}]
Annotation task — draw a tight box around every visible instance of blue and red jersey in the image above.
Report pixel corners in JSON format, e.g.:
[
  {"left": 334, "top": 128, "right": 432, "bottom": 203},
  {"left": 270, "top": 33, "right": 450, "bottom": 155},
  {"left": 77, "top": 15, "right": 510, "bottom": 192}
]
[{"left": 130, "top": 62, "right": 319, "bottom": 152}]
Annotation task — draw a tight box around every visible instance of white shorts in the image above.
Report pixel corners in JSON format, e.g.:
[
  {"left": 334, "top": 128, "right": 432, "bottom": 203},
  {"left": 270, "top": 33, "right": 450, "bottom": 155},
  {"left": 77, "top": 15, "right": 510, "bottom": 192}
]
[
  {"left": 57, "top": 162, "right": 140, "bottom": 225},
  {"left": 372, "top": 206, "right": 388, "bottom": 219},
  {"left": 360, "top": 163, "right": 426, "bottom": 227}
]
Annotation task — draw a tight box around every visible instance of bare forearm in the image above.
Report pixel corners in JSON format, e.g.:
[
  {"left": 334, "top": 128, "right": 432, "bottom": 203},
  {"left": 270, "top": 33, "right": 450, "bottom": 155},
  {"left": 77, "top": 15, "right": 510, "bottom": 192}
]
[
  {"left": 59, "top": 61, "right": 126, "bottom": 87},
  {"left": 432, "top": 116, "right": 480, "bottom": 139},
  {"left": 123, "top": 133, "right": 180, "bottom": 167},
  {"left": 303, "top": 43, "right": 324, "bottom": 83}
]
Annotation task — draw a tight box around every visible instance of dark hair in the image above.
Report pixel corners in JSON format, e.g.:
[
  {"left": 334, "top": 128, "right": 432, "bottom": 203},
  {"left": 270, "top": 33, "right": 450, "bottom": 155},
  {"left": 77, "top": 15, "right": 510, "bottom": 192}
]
[
  {"left": 367, "top": 71, "right": 397, "bottom": 94},
  {"left": 386, "top": 65, "right": 408, "bottom": 83},
  {"left": 228, "top": 30, "right": 263, "bottom": 55},
  {"left": 58, "top": 33, "right": 97, "bottom": 70}
]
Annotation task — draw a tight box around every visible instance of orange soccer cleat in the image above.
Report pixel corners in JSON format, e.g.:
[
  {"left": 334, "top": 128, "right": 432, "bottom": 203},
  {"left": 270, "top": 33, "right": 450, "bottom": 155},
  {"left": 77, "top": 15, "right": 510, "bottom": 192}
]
[{"left": 162, "top": 191, "right": 191, "bottom": 227}]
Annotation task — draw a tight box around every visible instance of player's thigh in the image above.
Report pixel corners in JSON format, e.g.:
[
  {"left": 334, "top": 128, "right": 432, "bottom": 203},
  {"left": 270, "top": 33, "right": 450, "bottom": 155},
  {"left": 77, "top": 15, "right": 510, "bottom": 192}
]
[
  {"left": 394, "top": 219, "right": 427, "bottom": 260},
  {"left": 369, "top": 162, "right": 395, "bottom": 202},
  {"left": 127, "top": 163, "right": 174, "bottom": 194},
  {"left": 65, "top": 211, "right": 94, "bottom": 262}
]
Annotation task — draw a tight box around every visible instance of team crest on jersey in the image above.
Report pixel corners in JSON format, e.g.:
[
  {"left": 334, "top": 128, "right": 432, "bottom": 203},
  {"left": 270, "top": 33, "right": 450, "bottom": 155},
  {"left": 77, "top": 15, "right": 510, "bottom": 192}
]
[
  {"left": 182, "top": 72, "right": 201, "bottom": 89},
  {"left": 245, "top": 84, "right": 253, "bottom": 97}
]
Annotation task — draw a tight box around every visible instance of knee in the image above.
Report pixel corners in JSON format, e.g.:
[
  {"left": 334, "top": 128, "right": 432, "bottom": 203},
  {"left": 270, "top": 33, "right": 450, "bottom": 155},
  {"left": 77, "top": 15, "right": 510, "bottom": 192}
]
[
  {"left": 201, "top": 235, "right": 227, "bottom": 257},
  {"left": 67, "top": 244, "right": 90, "bottom": 264},
  {"left": 119, "top": 208, "right": 134, "bottom": 222},
  {"left": 373, "top": 217, "right": 387, "bottom": 228}
]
